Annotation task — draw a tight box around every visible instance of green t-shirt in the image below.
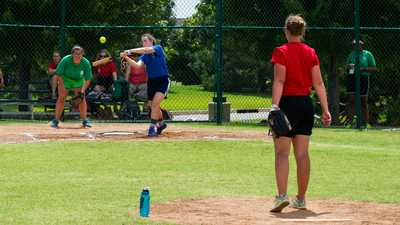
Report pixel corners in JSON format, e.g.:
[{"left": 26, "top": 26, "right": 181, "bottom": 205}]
[
  {"left": 55, "top": 55, "right": 92, "bottom": 81},
  {"left": 346, "top": 50, "right": 376, "bottom": 75}
]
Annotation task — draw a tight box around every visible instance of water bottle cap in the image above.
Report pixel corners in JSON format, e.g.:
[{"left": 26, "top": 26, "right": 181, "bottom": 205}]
[{"left": 143, "top": 187, "right": 149, "bottom": 192}]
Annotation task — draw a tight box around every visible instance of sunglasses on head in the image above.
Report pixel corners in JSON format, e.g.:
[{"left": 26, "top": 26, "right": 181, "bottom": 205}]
[
  {"left": 99, "top": 55, "right": 107, "bottom": 58},
  {"left": 132, "top": 53, "right": 142, "bottom": 57}
]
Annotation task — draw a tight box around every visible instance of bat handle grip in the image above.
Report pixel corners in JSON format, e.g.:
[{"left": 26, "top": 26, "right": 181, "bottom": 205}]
[{"left": 127, "top": 50, "right": 131, "bottom": 55}]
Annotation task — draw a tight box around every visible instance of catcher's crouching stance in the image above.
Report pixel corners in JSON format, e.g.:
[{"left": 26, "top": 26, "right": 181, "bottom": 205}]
[
  {"left": 268, "top": 104, "right": 292, "bottom": 138},
  {"left": 50, "top": 45, "right": 93, "bottom": 128}
]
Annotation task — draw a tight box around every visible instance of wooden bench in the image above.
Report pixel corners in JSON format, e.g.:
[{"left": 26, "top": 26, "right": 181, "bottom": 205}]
[
  {"left": 0, "top": 80, "right": 68, "bottom": 120},
  {"left": 0, "top": 98, "right": 128, "bottom": 120}
]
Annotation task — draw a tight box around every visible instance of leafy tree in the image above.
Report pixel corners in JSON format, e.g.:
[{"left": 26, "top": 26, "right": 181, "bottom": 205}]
[
  {"left": 166, "top": 1, "right": 215, "bottom": 85},
  {"left": 183, "top": 0, "right": 400, "bottom": 125},
  {"left": 305, "top": 0, "right": 400, "bottom": 124},
  {"left": 0, "top": 0, "right": 175, "bottom": 110},
  {"left": 0, "top": 0, "right": 176, "bottom": 76}
]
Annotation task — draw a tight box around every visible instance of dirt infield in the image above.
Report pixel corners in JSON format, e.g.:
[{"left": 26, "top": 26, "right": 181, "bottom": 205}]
[
  {"left": 149, "top": 197, "right": 400, "bottom": 225},
  {"left": 1, "top": 123, "right": 399, "bottom": 224},
  {"left": 0, "top": 123, "right": 270, "bottom": 144}
]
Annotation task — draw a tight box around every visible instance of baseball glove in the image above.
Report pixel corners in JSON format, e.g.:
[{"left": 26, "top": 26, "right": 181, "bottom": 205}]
[
  {"left": 68, "top": 91, "right": 84, "bottom": 108},
  {"left": 268, "top": 104, "right": 292, "bottom": 138}
]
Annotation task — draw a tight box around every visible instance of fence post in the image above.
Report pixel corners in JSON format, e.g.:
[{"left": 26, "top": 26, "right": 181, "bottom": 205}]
[
  {"left": 215, "top": 0, "right": 223, "bottom": 125},
  {"left": 355, "top": 0, "right": 361, "bottom": 128},
  {"left": 61, "top": 0, "right": 66, "bottom": 57}
]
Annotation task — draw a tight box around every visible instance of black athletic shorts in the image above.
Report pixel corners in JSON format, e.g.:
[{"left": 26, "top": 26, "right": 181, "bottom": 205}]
[
  {"left": 147, "top": 76, "right": 171, "bottom": 101},
  {"left": 346, "top": 74, "right": 370, "bottom": 96},
  {"left": 98, "top": 76, "right": 114, "bottom": 90},
  {"left": 278, "top": 95, "right": 314, "bottom": 138}
]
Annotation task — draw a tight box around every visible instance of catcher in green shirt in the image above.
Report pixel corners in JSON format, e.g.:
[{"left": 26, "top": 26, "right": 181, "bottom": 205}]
[{"left": 50, "top": 45, "right": 93, "bottom": 127}]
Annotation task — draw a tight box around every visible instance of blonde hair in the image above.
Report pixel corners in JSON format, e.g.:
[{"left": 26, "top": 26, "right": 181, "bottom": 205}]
[
  {"left": 142, "top": 33, "right": 157, "bottom": 45},
  {"left": 71, "top": 45, "right": 85, "bottom": 55},
  {"left": 96, "top": 49, "right": 111, "bottom": 60},
  {"left": 285, "top": 15, "right": 306, "bottom": 39}
]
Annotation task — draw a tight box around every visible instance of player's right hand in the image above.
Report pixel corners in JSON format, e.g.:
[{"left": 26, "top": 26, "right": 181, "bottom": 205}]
[
  {"left": 120, "top": 52, "right": 128, "bottom": 58},
  {"left": 322, "top": 110, "right": 332, "bottom": 127}
]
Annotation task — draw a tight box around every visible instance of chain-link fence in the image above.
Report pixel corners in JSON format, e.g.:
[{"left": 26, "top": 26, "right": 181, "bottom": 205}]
[{"left": 1, "top": 0, "right": 399, "bottom": 128}]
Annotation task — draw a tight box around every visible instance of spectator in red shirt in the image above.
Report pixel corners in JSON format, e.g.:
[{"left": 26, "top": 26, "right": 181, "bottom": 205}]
[
  {"left": 47, "top": 51, "right": 61, "bottom": 99},
  {"left": 93, "top": 50, "right": 118, "bottom": 93},
  {"left": 269, "top": 14, "right": 331, "bottom": 213},
  {"left": 125, "top": 53, "right": 149, "bottom": 111},
  {"left": 92, "top": 49, "right": 120, "bottom": 113}
]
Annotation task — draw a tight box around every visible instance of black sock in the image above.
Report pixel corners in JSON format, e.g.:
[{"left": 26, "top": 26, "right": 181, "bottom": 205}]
[{"left": 157, "top": 118, "right": 164, "bottom": 127}]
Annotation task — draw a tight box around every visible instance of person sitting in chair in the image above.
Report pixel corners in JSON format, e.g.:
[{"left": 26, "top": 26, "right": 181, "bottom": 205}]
[
  {"left": 124, "top": 52, "right": 149, "bottom": 112},
  {"left": 47, "top": 51, "right": 61, "bottom": 99},
  {"left": 92, "top": 49, "right": 121, "bottom": 114}
]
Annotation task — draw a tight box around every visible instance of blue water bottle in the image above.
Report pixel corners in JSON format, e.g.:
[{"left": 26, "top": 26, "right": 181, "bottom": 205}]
[{"left": 140, "top": 187, "right": 150, "bottom": 217}]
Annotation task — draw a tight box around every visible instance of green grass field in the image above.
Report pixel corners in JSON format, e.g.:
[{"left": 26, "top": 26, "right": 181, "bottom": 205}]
[
  {"left": 162, "top": 84, "right": 270, "bottom": 111},
  {"left": 0, "top": 123, "right": 399, "bottom": 224}
]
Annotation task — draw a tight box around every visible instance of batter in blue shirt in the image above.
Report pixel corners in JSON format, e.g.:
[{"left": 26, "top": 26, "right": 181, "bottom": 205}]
[{"left": 121, "top": 34, "right": 171, "bottom": 137}]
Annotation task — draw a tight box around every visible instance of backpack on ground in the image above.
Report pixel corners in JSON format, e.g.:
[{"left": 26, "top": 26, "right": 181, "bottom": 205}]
[
  {"left": 161, "top": 108, "right": 173, "bottom": 120},
  {"left": 86, "top": 102, "right": 100, "bottom": 116},
  {"left": 148, "top": 107, "right": 173, "bottom": 120},
  {"left": 124, "top": 100, "right": 141, "bottom": 120},
  {"left": 86, "top": 91, "right": 102, "bottom": 116},
  {"left": 97, "top": 106, "right": 114, "bottom": 120},
  {"left": 112, "top": 80, "right": 130, "bottom": 101}
]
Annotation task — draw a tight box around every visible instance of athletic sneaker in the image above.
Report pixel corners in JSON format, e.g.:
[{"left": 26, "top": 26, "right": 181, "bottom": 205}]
[
  {"left": 82, "top": 120, "right": 92, "bottom": 128},
  {"left": 345, "top": 124, "right": 353, "bottom": 129},
  {"left": 148, "top": 127, "right": 155, "bottom": 137},
  {"left": 289, "top": 196, "right": 307, "bottom": 210},
  {"left": 269, "top": 194, "right": 290, "bottom": 212},
  {"left": 365, "top": 123, "right": 371, "bottom": 130},
  {"left": 156, "top": 122, "right": 167, "bottom": 135},
  {"left": 50, "top": 119, "right": 59, "bottom": 127}
]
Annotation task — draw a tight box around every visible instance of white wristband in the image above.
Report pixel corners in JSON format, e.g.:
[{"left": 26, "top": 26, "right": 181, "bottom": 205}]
[{"left": 271, "top": 104, "right": 278, "bottom": 108}]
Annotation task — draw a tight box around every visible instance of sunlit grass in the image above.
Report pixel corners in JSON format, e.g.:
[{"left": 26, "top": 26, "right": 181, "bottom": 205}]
[
  {"left": 161, "top": 84, "right": 271, "bottom": 111},
  {"left": 0, "top": 123, "right": 399, "bottom": 223}
]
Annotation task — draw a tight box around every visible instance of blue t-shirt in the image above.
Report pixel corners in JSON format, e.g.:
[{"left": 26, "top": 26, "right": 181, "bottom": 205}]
[{"left": 140, "top": 45, "right": 169, "bottom": 78}]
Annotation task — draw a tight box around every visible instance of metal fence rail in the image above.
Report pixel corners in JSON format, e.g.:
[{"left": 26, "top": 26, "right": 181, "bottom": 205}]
[{"left": 0, "top": 0, "right": 399, "bottom": 128}]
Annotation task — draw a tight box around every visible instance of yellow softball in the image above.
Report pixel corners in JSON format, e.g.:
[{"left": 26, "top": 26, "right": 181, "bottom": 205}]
[{"left": 100, "top": 36, "right": 106, "bottom": 43}]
